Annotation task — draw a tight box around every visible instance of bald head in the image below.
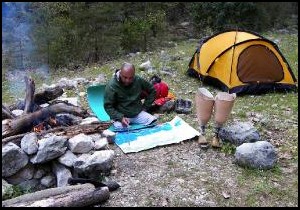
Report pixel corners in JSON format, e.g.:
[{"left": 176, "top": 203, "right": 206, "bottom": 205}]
[
  {"left": 120, "top": 62, "right": 135, "bottom": 86},
  {"left": 121, "top": 62, "right": 135, "bottom": 72}
]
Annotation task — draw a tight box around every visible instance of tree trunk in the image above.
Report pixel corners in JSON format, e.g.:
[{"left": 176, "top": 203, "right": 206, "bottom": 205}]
[
  {"left": 2, "top": 183, "right": 110, "bottom": 207},
  {"left": 2, "top": 102, "right": 89, "bottom": 138}
]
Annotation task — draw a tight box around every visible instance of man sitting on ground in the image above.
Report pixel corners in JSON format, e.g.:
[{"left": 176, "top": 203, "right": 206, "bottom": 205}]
[{"left": 104, "top": 62, "right": 157, "bottom": 129}]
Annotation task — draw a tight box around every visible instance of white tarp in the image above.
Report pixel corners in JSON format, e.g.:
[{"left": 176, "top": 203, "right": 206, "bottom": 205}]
[{"left": 115, "top": 116, "right": 200, "bottom": 153}]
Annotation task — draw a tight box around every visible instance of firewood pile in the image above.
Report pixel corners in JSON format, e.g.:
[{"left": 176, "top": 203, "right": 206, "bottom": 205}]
[{"left": 2, "top": 76, "right": 120, "bottom": 207}]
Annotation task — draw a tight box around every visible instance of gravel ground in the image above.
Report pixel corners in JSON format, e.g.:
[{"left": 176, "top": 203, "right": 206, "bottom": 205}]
[{"left": 98, "top": 138, "right": 245, "bottom": 207}]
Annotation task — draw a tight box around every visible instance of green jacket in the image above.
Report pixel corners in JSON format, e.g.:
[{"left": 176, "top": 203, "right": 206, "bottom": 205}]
[{"left": 104, "top": 71, "right": 156, "bottom": 121}]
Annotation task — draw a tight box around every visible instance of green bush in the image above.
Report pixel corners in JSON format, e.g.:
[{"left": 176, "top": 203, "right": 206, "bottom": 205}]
[
  {"left": 190, "top": 2, "right": 268, "bottom": 33},
  {"left": 121, "top": 10, "right": 167, "bottom": 52}
]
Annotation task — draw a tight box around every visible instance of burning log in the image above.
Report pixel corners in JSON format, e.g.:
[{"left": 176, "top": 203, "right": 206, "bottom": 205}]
[
  {"left": 2, "top": 102, "right": 89, "bottom": 138},
  {"left": 2, "top": 104, "right": 16, "bottom": 119},
  {"left": 34, "top": 86, "right": 64, "bottom": 105},
  {"left": 2, "top": 121, "right": 112, "bottom": 145},
  {"left": 2, "top": 133, "right": 30, "bottom": 145},
  {"left": 2, "top": 76, "right": 112, "bottom": 144},
  {"left": 2, "top": 183, "right": 110, "bottom": 207},
  {"left": 7, "top": 86, "right": 64, "bottom": 112},
  {"left": 33, "top": 122, "right": 47, "bottom": 133},
  {"left": 23, "top": 76, "right": 35, "bottom": 114},
  {"left": 61, "top": 122, "right": 112, "bottom": 137}
]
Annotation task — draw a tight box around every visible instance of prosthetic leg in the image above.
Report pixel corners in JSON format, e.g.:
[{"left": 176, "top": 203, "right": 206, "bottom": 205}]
[
  {"left": 211, "top": 92, "right": 236, "bottom": 148},
  {"left": 195, "top": 88, "right": 215, "bottom": 149}
]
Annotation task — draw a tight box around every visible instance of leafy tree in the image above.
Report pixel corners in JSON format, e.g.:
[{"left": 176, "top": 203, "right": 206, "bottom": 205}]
[
  {"left": 189, "top": 2, "right": 298, "bottom": 35},
  {"left": 29, "top": 2, "right": 123, "bottom": 68},
  {"left": 257, "top": 2, "right": 298, "bottom": 29},
  {"left": 3, "top": 2, "right": 297, "bottom": 71},
  {"left": 120, "top": 2, "right": 167, "bottom": 52},
  {"left": 69, "top": 2, "right": 123, "bottom": 64},
  {"left": 190, "top": 2, "right": 267, "bottom": 34},
  {"left": 29, "top": 2, "right": 74, "bottom": 68}
]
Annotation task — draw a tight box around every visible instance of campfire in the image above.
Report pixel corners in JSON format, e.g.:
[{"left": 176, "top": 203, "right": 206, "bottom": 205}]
[
  {"left": 33, "top": 122, "right": 46, "bottom": 133},
  {"left": 2, "top": 75, "right": 112, "bottom": 144},
  {"left": 32, "top": 116, "right": 70, "bottom": 133},
  {"left": 2, "top": 76, "right": 117, "bottom": 207}
]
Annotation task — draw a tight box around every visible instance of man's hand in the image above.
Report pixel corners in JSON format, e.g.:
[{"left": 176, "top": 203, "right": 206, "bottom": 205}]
[{"left": 121, "top": 117, "right": 130, "bottom": 127}]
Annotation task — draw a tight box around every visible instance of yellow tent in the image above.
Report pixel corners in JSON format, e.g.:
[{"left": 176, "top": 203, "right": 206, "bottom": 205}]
[{"left": 188, "top": 30, "right": 297, "bottom": 95}]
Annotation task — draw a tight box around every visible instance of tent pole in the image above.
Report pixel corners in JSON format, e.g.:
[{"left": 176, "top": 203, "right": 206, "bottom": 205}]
[{"left": 229, "top": 28, "right": 238, "bottom": 92}]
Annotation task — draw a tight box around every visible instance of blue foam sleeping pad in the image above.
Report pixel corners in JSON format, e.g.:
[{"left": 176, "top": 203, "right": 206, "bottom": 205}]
[
  {"left": 87, "top": 85, "right": 111, "bottom": 122},
  {"left": 87, "top": 84, "right": 156, "bottom": 132}
]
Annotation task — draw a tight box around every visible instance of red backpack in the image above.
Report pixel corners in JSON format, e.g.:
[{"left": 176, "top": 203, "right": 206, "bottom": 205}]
[
  {"left": 154, "top": 81, "right": 168, "bottom": 99},
  {"left": 141, "top": 75, "right": 170, "bottom": 106},
  {"left": 153, "top": 81, "right": 169, "bottom": 105}
]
